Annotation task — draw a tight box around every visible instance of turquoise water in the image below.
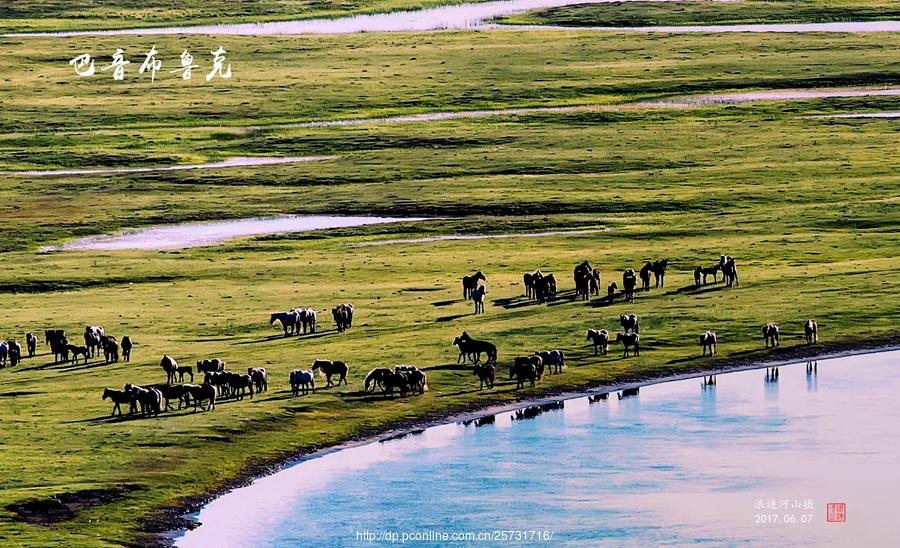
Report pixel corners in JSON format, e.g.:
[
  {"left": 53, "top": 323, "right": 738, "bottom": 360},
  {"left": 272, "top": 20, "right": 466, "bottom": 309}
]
[{"left": 178, "top": 350, "right": 899, "bottom": 546}]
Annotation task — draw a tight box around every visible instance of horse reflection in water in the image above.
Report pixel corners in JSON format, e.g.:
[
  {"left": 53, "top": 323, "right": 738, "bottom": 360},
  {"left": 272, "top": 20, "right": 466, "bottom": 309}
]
[
  {"left": 512, "top": 401, "right": 564, "bottom": 421},
  {"left": 806, "top": 361, "right": 818, "bottom": 392},
  {"left": 700, "top": 375, "right": 717, "bottom": 417},
  {"left": 766, "top": 366, "right": 779, "bottom": 383},
  {"left": 462, "top": 415, "right": 495, "bottom": 428}
]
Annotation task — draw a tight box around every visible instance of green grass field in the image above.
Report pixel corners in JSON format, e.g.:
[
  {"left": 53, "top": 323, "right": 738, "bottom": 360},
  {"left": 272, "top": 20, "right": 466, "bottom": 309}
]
[
  {"left": 495, "top": 0, "right": 900, "bottom": 27},
  {"left": 0, "top": 22, "right": 898, "bottom": 548}
]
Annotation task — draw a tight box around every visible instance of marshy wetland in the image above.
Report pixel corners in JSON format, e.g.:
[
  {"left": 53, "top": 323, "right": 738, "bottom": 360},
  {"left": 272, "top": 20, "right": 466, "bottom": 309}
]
[{"left": 0, "top": 1, "right": 898, "bottom": 546}]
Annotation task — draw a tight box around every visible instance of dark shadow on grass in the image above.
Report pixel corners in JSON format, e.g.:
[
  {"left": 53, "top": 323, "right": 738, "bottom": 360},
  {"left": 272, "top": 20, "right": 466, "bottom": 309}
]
[
  {"left": 436, "top": 314, "right": 469, "bottom": 323},
  {"left": 422, "top": 363, "right": 471, "bottom": 371},
  {"left": 235, "top": 330, "right": 337, "bottom": 346},
  {"left": 431, "top": 299, "right": 459, "bottom": 307}
]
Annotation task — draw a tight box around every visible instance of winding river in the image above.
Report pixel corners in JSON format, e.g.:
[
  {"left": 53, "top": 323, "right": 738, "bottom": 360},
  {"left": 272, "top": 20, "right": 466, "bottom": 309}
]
[
  {"left": 176, "top": 349, "right": 899, "bottom": 546},
  {"left": 5, "top": 0, "right": 900, "bottom": 36}
]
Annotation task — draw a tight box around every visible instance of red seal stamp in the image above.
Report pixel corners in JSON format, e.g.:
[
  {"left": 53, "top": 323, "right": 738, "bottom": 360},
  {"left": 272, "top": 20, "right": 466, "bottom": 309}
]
[{"left": 826, "top": 502, "right": 846, "bottom": 523}]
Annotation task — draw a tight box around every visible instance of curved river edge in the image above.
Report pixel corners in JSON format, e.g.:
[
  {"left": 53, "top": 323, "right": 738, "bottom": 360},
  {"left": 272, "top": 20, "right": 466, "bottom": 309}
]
[{"left": 146, "top": 336, "right": 900, "bottom": 546}]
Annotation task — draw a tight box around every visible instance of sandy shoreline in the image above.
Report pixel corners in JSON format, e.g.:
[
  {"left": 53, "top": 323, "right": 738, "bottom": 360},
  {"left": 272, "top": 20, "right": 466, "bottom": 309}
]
[{"left": 148, "top": 337, "right": 899, "bottom": 546}]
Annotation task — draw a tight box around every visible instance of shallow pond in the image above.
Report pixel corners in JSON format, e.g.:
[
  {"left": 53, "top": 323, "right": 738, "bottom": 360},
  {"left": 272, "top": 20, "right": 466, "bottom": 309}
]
[
  {"left": 177, "top": 350, "right": 899, "bottom": 546},
  {"left": 0, "top": 156, "right": 335, "bottom": 178},
  {"left": 44, "top": 215, "right": 425, "bottom": 251}
]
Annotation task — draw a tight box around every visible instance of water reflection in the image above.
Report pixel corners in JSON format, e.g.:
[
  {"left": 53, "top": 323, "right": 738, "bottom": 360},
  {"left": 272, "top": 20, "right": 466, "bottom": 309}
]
[
  {"left": 806, "top": 361, "right": 818, "bottom": 393},
  {"left": 178, "top": 351, "right": 900, "bottom": 547}
]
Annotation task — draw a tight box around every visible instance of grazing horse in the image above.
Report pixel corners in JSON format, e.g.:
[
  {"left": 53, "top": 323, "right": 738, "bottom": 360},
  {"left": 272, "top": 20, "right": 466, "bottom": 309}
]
[
  {"left": 364, "top": 368, "right": 393, "bottom": 392},
  {"left": 185, "top": 383, "right": 216, "bottom": 411},
  {"left": 536, "top": 274, "right": 557, "bottom": 303},
  {"left": 586, "top": 329, "right": 610, "bottom": 356},
  {"left": 196, "top": 358, "right": 225, "bottom": 375},
  {"left": 248, "top": 367, "right": 268, "bottom": 392},
  {"left": 509, "top": 360, "right": 538, "bottom": 389},
  {"left": 651, "top": 259, "right": 669, "bottom": 287},
  {"left": 639, "top": 262, "right": 652, "bottom": 291},
  {"left": 121, "top": 336, "right": 133, "bottom": 362},
  {"left": 471, "top": 284, "right": 487, "bottom": 314},
  {"left": 312, "top": 359, "right": 348, "bottom": 388},
  {"left": 589, "top": 269, "right": 601, "bottom": 297},
  {"left": 622, "top": 269, "right": 637, "bottom": 303},
  {"left": 762, "top": 323, "right": 780, "bottom": 348},
  {"left": 125, "top": 384, "right": 162, "bottom": 417},
  {"left": 524, "top": 270, "right": 542, "bottom": 299},
  {"left": 607, "top": 282, "right": 617, "bottom": 302},
  {"left": 696, "top": 264, "right": 720, "bottom": 287},
  {"left": 153, "top": 384, "right": 191, "bottom": 411},
  {"left": 462, "top": 271, "right": 486, "bottom": 300},
  {"left": 228, "top": 373, "right": 255, "bottom": 400},
  {"left": 804, "top": 319, "right": 818, "bottom": 345},
  {"left": 382, "top": 371, "right": 411, "bottom": 397},
  {"left": 720, "top": 255, "right": 739, "bottom": 287},
  {"left": 160, "top": 355, "right": 179, "bottom": 385},
  {"left": 332, "top": 304, "right": 354, "bottom": 333},
  {"left": 574, "top": 261, "right": 593, "bottom": 301},
  {"left": 473, "top": 362, "right": 495, "bottom": 389},
  {"left": 102, "top": 335, "right": 119, "bottom": 363},
  {"left": 102, "top": 388, "right": 134, "bottom": 417},
  {"left": 46, "top": 330, "right": 68, "bottom": 363},
  {"left": 270, "top": 310, "right": 299, "bottom": 336},
  {"left": 204, "top": 371, "right": 230, "bottom": 398},
  {"left": 453, "top": 332, "right": 497, "bottom": 365},
  {"left": 406, "top": 369, "right": 428, "bottom": 394},
  {"left": 25, "top": 333, "right": 37, "bottom": 358},
  {"left": 536, "top": 350, "right": 565, "bottom": 374},
  {"left": 290, "top": 369, "right": 315, "bottom": 395},
  {"left": 67, "top": 345, "right": 89, "bottom": 365},
  {"left": 615, "top": 332, "right": 640, "bottom": 357},
  {"left": 176, "top": 366, "right": 194, "bottom": 383},
  {"left": 700, "top": 331, "right": 717, "bottom": 356},
  {"left": 7, "top": 340, "right": 22, "bottom": 367},
  {"left": 84, "top": 329, "right": 101, "bottom": 358},
  {"left": 0, "top": 341, "right": 8, "bottom": 368},
  {"left": 619, "top": 313, "right": 639, "bottom": 334},
  {"left": 294, "top": 308, "right": 317, "bottom": 334},
  {"left": 515, "top": 355, "right": 544, "bottom": 379}
]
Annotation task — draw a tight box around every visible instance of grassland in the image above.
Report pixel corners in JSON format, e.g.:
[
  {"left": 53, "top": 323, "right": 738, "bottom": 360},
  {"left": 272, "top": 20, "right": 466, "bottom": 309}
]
[
  {"left": 496, "top": 1, "right": 900, "bottom": 27},
  {"left": 0, "top": 28, "right": 898, "bottom": 547}
]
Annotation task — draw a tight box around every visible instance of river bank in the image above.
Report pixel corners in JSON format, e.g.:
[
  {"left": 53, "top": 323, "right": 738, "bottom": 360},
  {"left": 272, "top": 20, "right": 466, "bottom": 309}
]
[{"left": 150, "top": 337, "right": 899, "bottom": 546}]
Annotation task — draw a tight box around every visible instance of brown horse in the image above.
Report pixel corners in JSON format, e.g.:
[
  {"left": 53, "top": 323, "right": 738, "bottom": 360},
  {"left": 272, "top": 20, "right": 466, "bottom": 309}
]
[
  {"left": 804, "top": 319, "right": 818, "bottom": 345},
  {"left": 762, "top": 323, "right": 780, "bottom": 348},
  {"left": 700, "top": 331, "right": 717, "bottom": 356},
  {"left": 586, "top": 329, "right": 609, "bottom": 356},
  {"left": 615, "top": 332, "right": 640, "bottom": 357},
  {"left": 312, "top": 360, "right": 348, "bottom": 388}
]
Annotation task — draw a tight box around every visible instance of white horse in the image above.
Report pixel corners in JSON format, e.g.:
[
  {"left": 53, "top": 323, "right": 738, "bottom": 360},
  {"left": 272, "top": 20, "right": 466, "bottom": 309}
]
[{"left": 290, "top": 369, "right": 315, "bottom": 395}]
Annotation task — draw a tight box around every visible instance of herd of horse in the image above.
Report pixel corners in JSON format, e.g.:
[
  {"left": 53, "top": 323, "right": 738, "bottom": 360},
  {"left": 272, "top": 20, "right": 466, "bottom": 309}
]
[
  {"left": 0, "top": 327, "right": 132, "bottom": 369},
  {"left": 3, "top": 252, "right": 825, "bottom": 420},
  {"left": 363, "top": 365, "right": 428, "bottom": 397}
]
